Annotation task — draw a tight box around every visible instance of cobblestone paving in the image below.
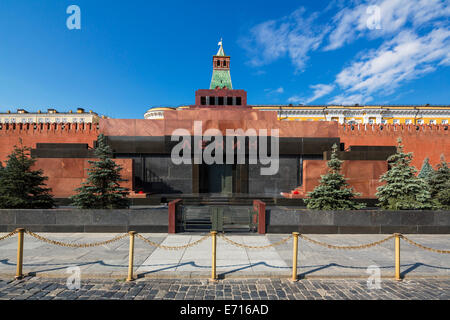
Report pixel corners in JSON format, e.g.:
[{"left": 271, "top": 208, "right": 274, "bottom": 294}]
[{"left": 0, "top": 277, "right": 448, "bottom": 300}]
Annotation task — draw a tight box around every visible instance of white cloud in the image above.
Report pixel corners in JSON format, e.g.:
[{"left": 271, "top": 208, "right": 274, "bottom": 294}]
[
  {"left": 240, "top": 7, "right": 329, "bottom": 71},
  {"left": 265, "top": 87, "right": 284, "bottom": 95},
  {"left": 242, "top": 1, "right": 450, "bottom": 103},
  {"left": 274, "top": 87, "right": 284, "bottom": 94},
  {"left": 253, "top": 70, "right": 266, "bottom": 76},
  {"left": 328, "top": 93, "right": 373, "bottom": 105},
  {"left": 288, "top": 84, "right": 334, "bottom": 104},
  {"left": 323, "top": 4, "right": 367, "bottom": 51},
  {"left": 287, "top": 95, "right": 302, "bottom": 103},
  {"left": 306, "top": 84, "right": 335, "bottom": 103},
  {"left": 324, "top": 0, "right": 450, "bottom": 51},
  {"left": 331, "top": 27, "right": 450, "bottom": 101}
]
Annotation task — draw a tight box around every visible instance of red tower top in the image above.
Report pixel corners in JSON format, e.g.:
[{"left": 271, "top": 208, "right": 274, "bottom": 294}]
[{"left": 194, "top": 39, "right": 247, "bottom": 108}]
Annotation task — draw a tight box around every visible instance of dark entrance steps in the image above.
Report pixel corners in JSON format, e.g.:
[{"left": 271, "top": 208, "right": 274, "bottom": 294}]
[{"left": 180, "top": 205, "right": 257, "bottom": 233}]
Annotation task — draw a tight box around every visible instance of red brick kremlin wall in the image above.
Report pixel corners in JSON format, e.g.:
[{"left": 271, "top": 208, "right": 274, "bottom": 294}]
[
  {"left": 0, "top": 123, "right": 99, "bottom": 162},
  {"left": 285, "top": 123, "right": 449, "bottom": 199},
  {"left": 0, "top": 123, "right": 133, "bottom": 198},
  {"left": 339, "top": 123, "right": 450, "bottom": 170},
  {"left": 34, "top": 158, "right": 133, "bottom": 198},
  {"left": 0, "top": 116, "right": 448, "bottom": 199}
]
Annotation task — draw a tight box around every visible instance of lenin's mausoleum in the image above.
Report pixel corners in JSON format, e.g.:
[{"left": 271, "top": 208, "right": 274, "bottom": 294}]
[{"left": 0, "top": 42, "right": 449, "bottom": 203}]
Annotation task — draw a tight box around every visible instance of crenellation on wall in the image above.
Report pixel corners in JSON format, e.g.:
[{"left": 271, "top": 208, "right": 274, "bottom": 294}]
[
  {"left": 0, "top": 122, "right": 99, "bottom": 133},
  {"left": 339, "top": 123, "right": 449, "bottom": 135}
]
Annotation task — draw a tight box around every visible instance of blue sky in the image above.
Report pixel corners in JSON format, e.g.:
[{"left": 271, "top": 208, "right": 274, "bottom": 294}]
[{"left": 0, "top": 0, "right": 449, "bottom": 119}]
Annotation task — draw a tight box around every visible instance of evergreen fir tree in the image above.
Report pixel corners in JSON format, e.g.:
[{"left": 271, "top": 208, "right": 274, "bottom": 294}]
[
  {"left": 427, "top": 154, "right": 450, "bottom": 209},
  {"left": 0, "top": 140, "right": 55, "bottom": 209},
  {"left": 70, "top": 134, "right": 130, "bottom": 209},
  {"left": 376, "top": 138, "right": 434, "bottom": 210},
  {"left": 418, "top": 157, "right": 434, "bottom": 181},
  {"left": 304, "top": 144, "right": 365, "bottom": 210}
]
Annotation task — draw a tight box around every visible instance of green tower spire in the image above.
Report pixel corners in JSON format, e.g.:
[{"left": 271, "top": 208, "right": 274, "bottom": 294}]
[{"left": 210, "top": 39, "right": 233, "bottom": 90}]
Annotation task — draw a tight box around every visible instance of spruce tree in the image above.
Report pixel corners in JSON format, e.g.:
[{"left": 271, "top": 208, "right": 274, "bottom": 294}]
[
  {"left": 304, "top": 144, "right": 365, "bottom": 210},
  {"left": 427, "top": 154, "right": 450, "bottom": 209},
  {"left": 376, "top": 138, "right": 434, "bottom": 210},
  {"left": 70, "top": 134, "right": 130, "bottom": 209},
  {"left": 0, "top": 141, "right": 55, "bottom": 209},
  {"left": 418, "top": 157, "right": 434, "bottom": 181}
]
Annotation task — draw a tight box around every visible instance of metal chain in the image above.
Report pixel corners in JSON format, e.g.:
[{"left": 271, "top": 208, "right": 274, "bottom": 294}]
[
  {"left": 0, "top": 230, "right": 18, "bottom": 241},
  {"left": 12, "top": 230, "right": 450, "bottom": 254},
  {"left": 25, "top": 230, "right": 128, "bottom": 248},
  {"left": 136, "top": 233, "right": 211, "bottom": 250},
  {"left": 400, "top": 235, "right": 450, "bottom": 254},
  {"left": 218, "top": 234, "right": 293, "bottom": 249},
  {"left": 299, "top": 234, "right": 396, "bottom": 250}
]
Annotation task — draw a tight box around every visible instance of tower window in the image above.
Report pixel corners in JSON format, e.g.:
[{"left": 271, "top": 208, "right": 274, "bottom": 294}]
[
  {"left": 223, "top": 61, "right": 227, "bottom": 67},
  {"left": 216, "top": 60, "right": 220, "bottom": 67},
  {"left": 226, "top": 97, "right": 233, "bottom": 105},
  {"left": 210, "top": 96, "right": 216, "bottom": 105},
  {"left": 236, "top": 97, "right": 242, "bottom": 105},
  {"left": 218, "top": 97, "right": 224, "bottom": 105},
  {"left": 201, "top": 96, "right": 206, "bottom": 105}
]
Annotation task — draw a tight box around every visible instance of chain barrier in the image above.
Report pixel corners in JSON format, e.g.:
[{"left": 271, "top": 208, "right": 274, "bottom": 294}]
[
  {"left": 3, "top": 229, "right": 450, "bottom": 254},
  {"left": 25, "top": 230, "right": 129, "bottom": 248},
  {"left": 0, "top": 230, "right": 18, "bottom": 241},
  {"left": 400, "top": 235, "right": 450, "bottom": 254},
  {"left": 299, "top": 234, "right": 396, "bottom": 250},
  {"left": 3, "top": 228, "right": 450, "bottom": 282},
  {"left": 218, "top": 233, "right": 293, "bottom": 249},
  {"left": 136, "top": 233, "right": 211, "bottom": 250}
]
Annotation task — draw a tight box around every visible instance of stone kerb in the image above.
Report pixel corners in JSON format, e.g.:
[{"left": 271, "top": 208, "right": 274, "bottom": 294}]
[
  {"left": 0, "top": 208, "right": 168, "bottom": 233},
  {"left": 266, "top": 208, "right": 450, "bottom": 234}
]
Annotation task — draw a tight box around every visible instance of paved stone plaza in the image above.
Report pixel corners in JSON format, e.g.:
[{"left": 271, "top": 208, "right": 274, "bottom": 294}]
[
  {"left": 0, "top": 233, "right": 449, "bottom": 279},
  {"left": 0, "top": 277, "right": 449, "bottom": 300}
]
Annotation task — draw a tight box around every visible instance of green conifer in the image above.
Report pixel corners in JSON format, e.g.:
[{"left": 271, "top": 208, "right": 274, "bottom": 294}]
[
  {"left": 376, "top": 138, "right": 434, "bottom": 210},
  {"left": 418, "top": 157, "right": 434, "bottom": 181},
  {"left": 70, "top": 134, "right": 130, "bottom": 209},
  {"left": 304, "top": 144, "right": 365, "bottom": 210},
  {"left": 0, "top": 140, "right": 55, "bottom": 209},
  {"left": 427, "top": 154, "right": 450, "bottom": 209}
]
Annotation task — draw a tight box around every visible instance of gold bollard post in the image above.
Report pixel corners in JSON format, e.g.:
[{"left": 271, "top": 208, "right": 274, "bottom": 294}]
[
  {"left": 15, "top": 228, "right": 25, "bottom": 280},
  {"left": 210, "top": 231, "right": 217, "bottom": 281},
  {"left": 126, "top": 231, "right": 136, "bottom": 282},
  {"left": 291, "top": 232, "right": 299, "bottom": 281},
  {"left": 394, "top": 233, "right": 401, "bottom": 281}
]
